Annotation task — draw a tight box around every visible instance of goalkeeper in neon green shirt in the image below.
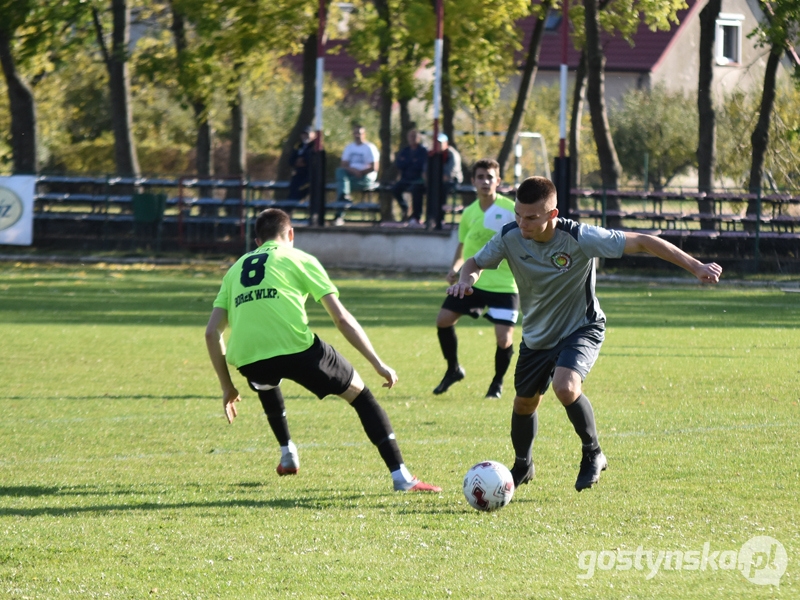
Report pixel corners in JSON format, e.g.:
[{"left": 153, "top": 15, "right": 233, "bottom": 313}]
[{"left": 205, "top": 209, "right": 440, "bottom": 493}]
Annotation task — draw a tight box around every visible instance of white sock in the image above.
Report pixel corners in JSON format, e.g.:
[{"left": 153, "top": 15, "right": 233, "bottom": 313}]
[
  {"left": 391, "top": 464, "right": 414, "bottom": 485},
  {"left": 280, "top": 441, "right": 298, "bottom": 465}
]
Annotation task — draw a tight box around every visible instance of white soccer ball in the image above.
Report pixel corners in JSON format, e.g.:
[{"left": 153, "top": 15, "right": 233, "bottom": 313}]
[{"left": 463, "top": 460, "right": 515, "bottom": 512}]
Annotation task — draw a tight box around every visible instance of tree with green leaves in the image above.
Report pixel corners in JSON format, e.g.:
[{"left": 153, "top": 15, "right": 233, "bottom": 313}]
[
  {"left": 0, "top": 0, "right": 93, "bottom": 174},
  {"left": 715, "top": 87, "right": 800, "bottom": 192},
  {"left": 497, "top": 1, "right": 551, "bottom": 180},
  {"left": 347, "top": 0, "right": 425, "bottom": 217},
  {"left": 442, "top": 0, "right": 530, "bottom": 148},
  {"left": 746, "top": 0, "right": 800, "bottom": 205},
  {"left": 571, "top": 0, "right": 686, "bottom": 224},
  {"left": 347, "top": 0, "right": 529, "bottom": 178},
  {"left": 169, "top": 1, "right": 215, "bottom": 181},
  {"left": 0, "top": 0, "right": 38, "bottom": 174},
  {"left": 610, "top": 85, "right": 697, "bottom": 190},
  {"left": 91, "top": 0, "right": 140, "bottom": 177}
]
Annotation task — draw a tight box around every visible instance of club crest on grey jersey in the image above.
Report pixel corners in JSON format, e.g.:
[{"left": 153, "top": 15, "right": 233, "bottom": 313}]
[{"left": 550, "top": 252, "right": 572, "bottom": 272}]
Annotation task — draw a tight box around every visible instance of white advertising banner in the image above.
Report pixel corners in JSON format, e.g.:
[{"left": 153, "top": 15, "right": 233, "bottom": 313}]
[{"left": 0, "top": 175, "right": 36, "bottom": 246}]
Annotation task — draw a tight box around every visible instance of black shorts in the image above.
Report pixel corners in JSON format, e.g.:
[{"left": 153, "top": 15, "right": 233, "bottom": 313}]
[
  {"left": 237, "top": 335, "right": 355, "bottom": 399},
  {"left": 514, "top": 323, "right": 605, "bottom": 398},
  {"left": 441, "top": 288, "right": 520, "bottom": 326}
]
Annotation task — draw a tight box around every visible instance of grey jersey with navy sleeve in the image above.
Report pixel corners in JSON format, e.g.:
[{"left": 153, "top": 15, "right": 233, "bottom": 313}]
[{"left": 473, "top": 218, "right": 626, "bottom": 350}]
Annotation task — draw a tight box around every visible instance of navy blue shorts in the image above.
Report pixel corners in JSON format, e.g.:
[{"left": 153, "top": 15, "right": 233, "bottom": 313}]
[
  {"left": 237, "top": 335, "right": 355, "bottom": 399},
  {"left": 514, "top": 323, "right": 605, "bottom": 398}
]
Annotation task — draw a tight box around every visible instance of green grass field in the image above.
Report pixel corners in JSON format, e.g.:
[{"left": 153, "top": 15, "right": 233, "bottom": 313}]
[{"left": 0, "top": 261, "right": 798, "bottom": 599}]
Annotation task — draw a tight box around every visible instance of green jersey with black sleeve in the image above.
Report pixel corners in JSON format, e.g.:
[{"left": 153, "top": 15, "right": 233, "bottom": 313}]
[
  {"left": 473, "top": 219, "right": 626, "bottom": 350},
  {"left": 213, "top": 242, "right": 338, "bottom": 367},
  {"left": 459, "top": 196, "right": 518, "bottom": 294}
]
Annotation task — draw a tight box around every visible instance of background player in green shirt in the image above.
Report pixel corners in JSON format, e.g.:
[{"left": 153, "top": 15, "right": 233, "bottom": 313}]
[
  {"left": 205, "top": 209, "right": 440, "bottom": 493},
  {"left": 433, "top": 159, "right": 519, "bottom": 399}
]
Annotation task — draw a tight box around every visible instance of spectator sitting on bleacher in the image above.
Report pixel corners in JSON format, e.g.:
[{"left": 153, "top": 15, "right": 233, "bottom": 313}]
[
  {"left": 287, "top": 126, "right": 316, "bottom": 201},
  {"left": 427, "top": 133, "right": 463, "bottom": 230},
  {"left": 392, "top": 127, "right": 428, "bottom": 225},
  {"left": 334, "top": 124, "right": 381, "bottom": 226}
]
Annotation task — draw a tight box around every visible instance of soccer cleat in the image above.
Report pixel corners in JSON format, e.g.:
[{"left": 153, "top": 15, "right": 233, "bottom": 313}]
[
  {"left": 509, "top": 459, "right": 535, "bottom": 487},
  {"left": 394, "top": 478, "right": 442, "bottom": 493},
  {"left": 432, "top": 366, "right": 466, "bottom": 395},
  {"left": 276, "top": 449, "right": 300, "bottom": 476},
  {"left": 575, "top": 448, "right": 608, "bottom": 491},
  {"left": 485, "top": 380, "right": 503, "bottom": 399}
]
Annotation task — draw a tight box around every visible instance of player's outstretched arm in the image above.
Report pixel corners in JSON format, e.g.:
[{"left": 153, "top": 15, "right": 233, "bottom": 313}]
[
  {"left": 320, "top": 294, "right": 398, "bottom": 389},
  {"left": 447, "top": 257, "right": 483, "bottom": 298},
  {"left": 205, "top": 307, "right": 241, "bottom": 423},
  {"left": 623, "top": 232, "right": 722, "bottom": 283}
]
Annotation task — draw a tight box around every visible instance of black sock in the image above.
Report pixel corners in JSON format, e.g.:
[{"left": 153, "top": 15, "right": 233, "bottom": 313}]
[
  {"left": 564, "top": 394, "right": 599, "bottom": 452},
  {"left": 257, "top": 388, "right": 290, "bottom": 446},
  {"left": 437, "top": 326, "right": 459, "bottom": 372},
  {"left": 350, "top": 388, "right": 404, "bottom": 472},
  {"left": 510, "top": 411, "right": 538, "bottom": 465},
  {"left": 494, "top": 345, "right": 514, "bottom": 384}
]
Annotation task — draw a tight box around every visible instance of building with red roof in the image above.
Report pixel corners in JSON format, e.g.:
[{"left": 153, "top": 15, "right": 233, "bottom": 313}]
[{"left": 525, "top": 0, "right": 789, "bottom": 101}]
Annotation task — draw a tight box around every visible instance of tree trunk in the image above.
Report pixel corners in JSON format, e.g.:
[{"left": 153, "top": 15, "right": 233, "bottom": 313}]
[
  {"left": 193, "top": 102, "right": 213, "bottom": 177},
  {"left": 94, "top": 0, "right": 139, "bottom": 177},
  {"left": 373, "top": 0, "right": 394, "bottom": 220},
  {"left": 398, "top": 45, "right": 416, "bottom": 147},
  {"left": 277, "top": 33, "right": 317, "bottom": 186},
  {"left": 170, "top": 6, "right": 213, "bottom": 180},
  {"left": 497, "top": 11, "right": 546, "bottom": 180},
  {"left": 568, "top": 51, "right": 587, "bottom": 202},
  {"left": 697, "top": 0, "right": 720, "bottom": 227},
  {"left": 746, "top": 46, "right": 781, "bottom": 224},
  {"left": 399, "top": 97, "right": 411, "bottom": 146},
  {"left": 0, "top": 29, "right": 37, "bottom": 174},
  {"left": 584, "top": 0, "right": 621, "bottom": 225},
  {"left": 227, "top": 87, "right": 246, "bottom": 186}
]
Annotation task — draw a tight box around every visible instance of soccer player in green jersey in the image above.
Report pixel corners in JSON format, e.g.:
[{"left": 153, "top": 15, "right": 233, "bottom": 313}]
[
  {"left": 433, "top": 159, "right": 519, "bottom": 399},
  {"left": 205, "top": 209, "right": 440, "bottom": 493},
  {"left": 448, "top": 176, "right": 722, "bottom": 492}
]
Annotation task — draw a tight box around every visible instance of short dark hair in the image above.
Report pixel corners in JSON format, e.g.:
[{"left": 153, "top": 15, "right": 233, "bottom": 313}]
[
  {"left": 472, "top": 158, "right": 500, "bottom": 178},
  {"left": 516, "top": 176, "right": 557, "bottom": 205},
  {"left": 255, "top": 209, "right": 291, "bottom": 241}
]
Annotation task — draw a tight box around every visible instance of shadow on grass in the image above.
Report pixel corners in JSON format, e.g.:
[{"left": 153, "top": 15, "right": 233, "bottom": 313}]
[
  {"left": 0, "top": 481, "right": 446, "bottom": 517},
  {"left": 0, "top": 498, "right": 373, "bottom": 517},
  {"left": 0, "top": 281, "right": 445, "bottom": 328}
]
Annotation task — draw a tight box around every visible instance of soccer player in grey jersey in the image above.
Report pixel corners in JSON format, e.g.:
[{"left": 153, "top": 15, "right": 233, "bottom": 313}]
[{"left": 447, "top": 177, "right": 722, "bottom": 492}]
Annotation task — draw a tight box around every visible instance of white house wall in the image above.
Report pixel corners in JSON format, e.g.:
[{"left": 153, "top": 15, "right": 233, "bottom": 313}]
[{"left": 651, "top": 0, "right": 782, "bottom": 99}]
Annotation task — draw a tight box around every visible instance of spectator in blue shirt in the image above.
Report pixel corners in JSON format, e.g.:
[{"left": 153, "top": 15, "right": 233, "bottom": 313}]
[{"left": 392, "top": 128, "right": 428, "bottom": 224}]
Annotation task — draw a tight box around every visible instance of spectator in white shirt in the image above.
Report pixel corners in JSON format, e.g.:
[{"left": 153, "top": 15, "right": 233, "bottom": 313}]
[{"left": 333, "top": 124, "right": 381, "bottom": 225}]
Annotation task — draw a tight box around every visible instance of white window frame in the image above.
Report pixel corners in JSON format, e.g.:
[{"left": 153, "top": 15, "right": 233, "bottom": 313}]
[{"left": 715, "top": 13, "right": 745, "bottom": 66}]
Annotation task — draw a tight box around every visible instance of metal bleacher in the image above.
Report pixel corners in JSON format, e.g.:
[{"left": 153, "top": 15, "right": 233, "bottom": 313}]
[{"left": 29, "top": 174, "right": 800, "bottom": 260}]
